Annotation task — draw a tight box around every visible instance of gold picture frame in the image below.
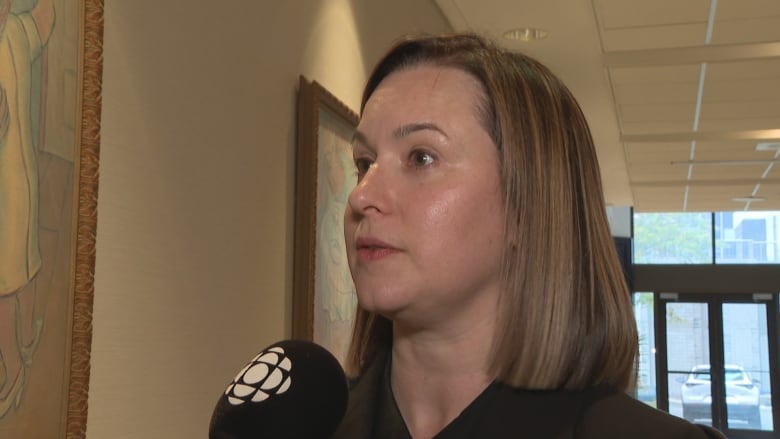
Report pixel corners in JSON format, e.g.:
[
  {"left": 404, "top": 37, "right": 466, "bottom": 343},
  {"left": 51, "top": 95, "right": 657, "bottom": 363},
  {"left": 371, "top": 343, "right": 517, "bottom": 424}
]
[
  {"left": 0, "top": 0, "right": 103, "bottom": 437},
  {"left": 293, "top": 76, "right": 359, "bottom": 365}
]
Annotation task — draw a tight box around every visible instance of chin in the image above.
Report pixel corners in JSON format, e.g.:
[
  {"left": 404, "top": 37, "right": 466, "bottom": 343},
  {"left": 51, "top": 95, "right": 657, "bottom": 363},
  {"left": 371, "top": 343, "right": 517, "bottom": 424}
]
[{"left": 355, "top": 287, "right": 410, "bottom": 317}]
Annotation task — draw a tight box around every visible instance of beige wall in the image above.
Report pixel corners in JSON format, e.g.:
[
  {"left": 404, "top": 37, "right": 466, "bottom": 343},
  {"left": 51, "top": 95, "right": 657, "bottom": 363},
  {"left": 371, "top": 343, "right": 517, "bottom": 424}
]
[{"left": 88, "top": 1, "right": 449, "bottom": 437}]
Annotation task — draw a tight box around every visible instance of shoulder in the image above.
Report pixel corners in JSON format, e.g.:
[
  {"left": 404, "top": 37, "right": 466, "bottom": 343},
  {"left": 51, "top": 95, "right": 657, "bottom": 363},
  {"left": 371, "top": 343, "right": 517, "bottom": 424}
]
[
  {"left": 331, "top": 350, "right": 390, "bottom": 439},
  {"left": 577, "top": 387, "right": 725, "bottom": 439}
]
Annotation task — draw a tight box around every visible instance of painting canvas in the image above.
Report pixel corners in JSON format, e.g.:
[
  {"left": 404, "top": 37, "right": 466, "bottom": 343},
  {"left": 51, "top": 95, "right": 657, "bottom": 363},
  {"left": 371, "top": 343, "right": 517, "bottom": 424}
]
[
  {"left": 293, "top": 77, "right": 359, "bottom": 366},
  {"left": 0, "top": 0, "right": 102, "bottom": 437}
]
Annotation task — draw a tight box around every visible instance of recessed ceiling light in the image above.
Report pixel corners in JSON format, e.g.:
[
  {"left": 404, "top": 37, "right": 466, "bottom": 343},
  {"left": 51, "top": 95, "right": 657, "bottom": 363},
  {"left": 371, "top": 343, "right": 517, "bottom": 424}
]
[{"left": 503, "top": 28, "right": 548, "bottom": 42}]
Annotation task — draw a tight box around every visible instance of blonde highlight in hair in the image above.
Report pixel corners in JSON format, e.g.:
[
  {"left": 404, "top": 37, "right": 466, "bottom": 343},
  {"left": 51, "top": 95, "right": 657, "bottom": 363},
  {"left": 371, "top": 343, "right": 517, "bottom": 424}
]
[
  {"left": 489, "top": 54, "right": 636, "bottom": 390},
  {"left": 345, "top": 33, "right": 637, "bottom": 391}
]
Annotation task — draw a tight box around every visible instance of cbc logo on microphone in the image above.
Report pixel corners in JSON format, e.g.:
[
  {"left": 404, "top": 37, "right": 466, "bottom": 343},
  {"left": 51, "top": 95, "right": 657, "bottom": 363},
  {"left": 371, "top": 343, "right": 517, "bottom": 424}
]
[{"left": 224, "top": 346, "right": 292, "bottom": 405}]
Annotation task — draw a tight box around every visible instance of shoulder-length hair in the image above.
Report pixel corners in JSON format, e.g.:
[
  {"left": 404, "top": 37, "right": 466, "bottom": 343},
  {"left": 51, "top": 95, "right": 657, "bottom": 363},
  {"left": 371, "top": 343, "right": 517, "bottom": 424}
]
[{"left": 344, "top": 33, "right": 637, "bottom": 392}]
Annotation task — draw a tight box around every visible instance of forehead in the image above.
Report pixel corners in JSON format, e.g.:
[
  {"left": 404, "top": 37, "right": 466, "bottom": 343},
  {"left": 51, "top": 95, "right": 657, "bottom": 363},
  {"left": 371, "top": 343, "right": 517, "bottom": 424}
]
[{"left": 362, "top": 65, "right": 486, "bottom": 123}]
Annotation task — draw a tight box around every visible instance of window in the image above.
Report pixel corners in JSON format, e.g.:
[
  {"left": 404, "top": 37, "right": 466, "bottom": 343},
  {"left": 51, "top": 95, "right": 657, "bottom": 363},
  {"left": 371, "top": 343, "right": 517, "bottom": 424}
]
[
  {"left": 715, "top": 211, "right": 780, "bottom": 264},
  {"left": 633, "top": 211, "right": 780, "bottom": 265},
  {"left": 633, "top": 212, "right": 712, "bottom": 264}
]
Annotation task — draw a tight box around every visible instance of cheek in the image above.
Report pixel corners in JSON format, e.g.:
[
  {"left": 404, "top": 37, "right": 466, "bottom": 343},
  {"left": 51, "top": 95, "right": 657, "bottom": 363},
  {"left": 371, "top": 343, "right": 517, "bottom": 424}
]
[
  {"left": 416, "top": 183, "right": 504, "bottom": 250},
  {"left": 417, "top": 190, "right": 460, "bottom": 233}
]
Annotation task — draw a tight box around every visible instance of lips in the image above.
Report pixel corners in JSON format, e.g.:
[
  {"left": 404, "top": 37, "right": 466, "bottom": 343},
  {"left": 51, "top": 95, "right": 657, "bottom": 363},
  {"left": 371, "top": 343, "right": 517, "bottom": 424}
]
[{"left": 354, "top": 237, "right": 400, "bottom": 261}]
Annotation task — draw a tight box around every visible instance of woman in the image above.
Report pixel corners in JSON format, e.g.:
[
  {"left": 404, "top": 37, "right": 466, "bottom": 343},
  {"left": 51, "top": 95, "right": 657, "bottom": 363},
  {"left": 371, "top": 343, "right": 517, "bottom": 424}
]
[{"left": 332, "top": 34, "right": 724, "bottom": 438}]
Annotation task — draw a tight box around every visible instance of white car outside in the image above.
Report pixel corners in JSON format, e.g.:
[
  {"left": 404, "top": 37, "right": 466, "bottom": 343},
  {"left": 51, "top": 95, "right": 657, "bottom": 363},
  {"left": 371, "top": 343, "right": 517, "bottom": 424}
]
[{"left": 680, "top": 364, "right": 761, "bottom": 429}]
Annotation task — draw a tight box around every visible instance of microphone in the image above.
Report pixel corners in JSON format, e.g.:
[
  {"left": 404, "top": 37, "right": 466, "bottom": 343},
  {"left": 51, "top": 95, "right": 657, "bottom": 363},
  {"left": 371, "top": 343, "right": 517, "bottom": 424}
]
[{"left": 209, "top": 339, "right": 349, "bottom": 439}]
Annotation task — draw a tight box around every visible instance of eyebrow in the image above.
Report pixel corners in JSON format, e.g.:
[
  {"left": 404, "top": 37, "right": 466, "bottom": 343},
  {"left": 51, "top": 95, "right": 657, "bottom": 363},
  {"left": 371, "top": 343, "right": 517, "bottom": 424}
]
[
  {"left": 393, "top": 122, "right": 448, "bottom": 140},
  {"left": 351, "top": 122, "right": 448, "bottom": 147}
]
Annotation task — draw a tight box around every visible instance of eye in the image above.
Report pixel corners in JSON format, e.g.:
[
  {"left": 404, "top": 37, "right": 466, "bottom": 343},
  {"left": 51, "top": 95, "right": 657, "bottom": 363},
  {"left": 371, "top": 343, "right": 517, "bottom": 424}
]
[
  {"left": 353, "top": 157, "right": 373, "bottom": 179},
  {"left": 409, "top": 149, "right": 435, "bottom": 168}
]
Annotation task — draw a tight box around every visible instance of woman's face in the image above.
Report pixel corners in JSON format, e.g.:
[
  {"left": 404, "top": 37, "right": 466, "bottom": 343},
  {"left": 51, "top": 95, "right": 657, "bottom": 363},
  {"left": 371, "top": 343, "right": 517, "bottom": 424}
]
[{"left": 344, "top": 65, "right": 506, "bottom": 329}]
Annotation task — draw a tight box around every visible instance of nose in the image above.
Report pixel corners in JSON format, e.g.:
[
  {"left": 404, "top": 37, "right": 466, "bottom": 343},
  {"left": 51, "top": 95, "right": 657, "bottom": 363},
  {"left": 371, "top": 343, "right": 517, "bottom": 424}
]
[{"left": 347, "top": 163, "right": 388, "bottom": 216}]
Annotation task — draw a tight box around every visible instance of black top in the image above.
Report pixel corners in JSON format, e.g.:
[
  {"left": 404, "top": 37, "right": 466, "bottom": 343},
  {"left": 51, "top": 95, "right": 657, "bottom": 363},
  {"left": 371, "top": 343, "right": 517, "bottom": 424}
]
[{"left": 331, "top": 349, "right": 726, "bottom": 439}]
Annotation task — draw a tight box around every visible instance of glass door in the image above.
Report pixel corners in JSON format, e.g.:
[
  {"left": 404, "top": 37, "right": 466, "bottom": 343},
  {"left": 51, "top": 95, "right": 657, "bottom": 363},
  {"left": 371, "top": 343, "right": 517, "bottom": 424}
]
[{"left": 656, "top": 293, "right": 777, "bottom": 438}]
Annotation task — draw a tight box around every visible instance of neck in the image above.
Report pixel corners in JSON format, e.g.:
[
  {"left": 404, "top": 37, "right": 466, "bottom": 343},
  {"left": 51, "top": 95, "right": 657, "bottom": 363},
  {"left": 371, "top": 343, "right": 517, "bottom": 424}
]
[{"left": 390, "top": 314, "right": 496, "bottom": 439}]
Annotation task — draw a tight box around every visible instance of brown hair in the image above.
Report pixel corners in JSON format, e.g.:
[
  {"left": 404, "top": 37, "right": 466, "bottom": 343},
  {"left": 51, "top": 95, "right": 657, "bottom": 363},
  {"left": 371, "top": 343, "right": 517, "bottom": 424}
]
[{"left": 345, "top": 33, "right": 637, "bottom": 392}]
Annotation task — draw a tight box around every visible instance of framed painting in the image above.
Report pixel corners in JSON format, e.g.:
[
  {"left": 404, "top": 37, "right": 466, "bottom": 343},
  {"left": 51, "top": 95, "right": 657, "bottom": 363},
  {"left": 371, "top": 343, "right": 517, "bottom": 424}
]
[
  {"left": 0, "top": 0, "right": 103, "bottom": 438},
  {"left": 293, "top": 76, "right": 359, "bottom": 366}
]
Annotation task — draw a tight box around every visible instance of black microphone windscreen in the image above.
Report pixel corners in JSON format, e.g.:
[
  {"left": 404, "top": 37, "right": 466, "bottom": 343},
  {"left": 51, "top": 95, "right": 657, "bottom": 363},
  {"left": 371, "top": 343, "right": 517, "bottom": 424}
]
[{"left": 209, "top": 340, "right": 348, "bottom": 439}]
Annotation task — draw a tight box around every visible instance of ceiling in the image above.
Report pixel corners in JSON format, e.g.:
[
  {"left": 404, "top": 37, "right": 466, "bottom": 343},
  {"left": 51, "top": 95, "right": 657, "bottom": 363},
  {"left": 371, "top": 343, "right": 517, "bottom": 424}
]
[{"left": 433, "top": 0, "right": 780, "bottom": 212}]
